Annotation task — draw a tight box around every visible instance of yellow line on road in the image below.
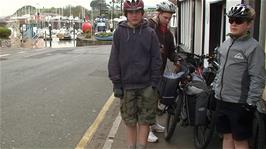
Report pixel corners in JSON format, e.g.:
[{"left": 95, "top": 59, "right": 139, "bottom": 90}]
[{"left": 75, "top": 94, "right": 115, "bottom": 149}]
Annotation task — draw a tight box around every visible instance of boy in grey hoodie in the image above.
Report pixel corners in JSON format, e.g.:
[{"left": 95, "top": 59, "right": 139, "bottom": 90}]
[
  {"left": 214, "top": 4, "right": 265, "bottom": 149},
  {"left": 108, "top": 0, "right": 162, "bottom": 149}
]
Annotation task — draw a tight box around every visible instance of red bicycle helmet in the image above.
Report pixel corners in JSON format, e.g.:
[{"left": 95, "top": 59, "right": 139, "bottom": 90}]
[{"left": 123, "top": 0, "right": 144, "bottom": 11}]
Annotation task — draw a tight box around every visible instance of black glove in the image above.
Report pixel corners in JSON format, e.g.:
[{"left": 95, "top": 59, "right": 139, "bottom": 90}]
[
  {"left": 238, "top": 103, "right": 256, "bottom": 123},
  {"left": 113, "top": 88, "right": 123, "bottom": 99},
  {"left": 242, "top": 103, "right": 256, "bottom": 113},
  {"left": 152, "top": 86, "right": 160, "bottom": 97}
]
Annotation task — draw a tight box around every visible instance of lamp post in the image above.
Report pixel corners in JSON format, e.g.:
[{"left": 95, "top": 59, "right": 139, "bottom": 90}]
[
  {"left": 35, "top": 3, "right": 43, "bottom": 29},
  {"left": 73, "top": 22, "right": 75, "bottom": 47},
  {"left": 111, "top": 0, "right": 114, "bottom": 32},
  {"left": 48, "top": 23, "right": 52, "bottom": 47}
]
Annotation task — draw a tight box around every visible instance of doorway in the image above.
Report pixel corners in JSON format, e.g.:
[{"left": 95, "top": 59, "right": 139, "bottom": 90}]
[{"left": 209, "top": 1, "right": 225, "bottom": 55}]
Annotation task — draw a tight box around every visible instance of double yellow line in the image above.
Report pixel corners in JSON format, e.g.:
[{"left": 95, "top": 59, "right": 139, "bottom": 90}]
[{"left": 75, "top": 94, "right": 115, "bottom": 149}]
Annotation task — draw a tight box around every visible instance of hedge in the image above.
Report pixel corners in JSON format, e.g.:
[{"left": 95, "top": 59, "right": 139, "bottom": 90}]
[{"left": 0, "top": 27, "right": 11, "bottom": 39}]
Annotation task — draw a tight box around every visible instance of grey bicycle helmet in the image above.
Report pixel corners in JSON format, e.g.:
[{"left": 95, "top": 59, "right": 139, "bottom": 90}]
[
  {"left": 156, "top": 1, "right": 176, "bottom": 13},
  {"left": 227, "top": 4, "right": 255, "bottom": 20}
]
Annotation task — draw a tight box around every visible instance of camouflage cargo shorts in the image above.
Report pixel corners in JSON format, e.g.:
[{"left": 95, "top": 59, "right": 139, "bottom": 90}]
[{"left": 120, "top": 86, "right": 158, "bottom": 126}]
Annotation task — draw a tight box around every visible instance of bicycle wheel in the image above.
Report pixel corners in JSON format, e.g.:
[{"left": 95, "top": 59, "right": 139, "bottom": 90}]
[
  {"left": 250, "top": 111, "right": 265, "bottom": 149},
  {"left": 164, "top": 94, "right": 183, "bottom": 141},
  {"left": 193, "top": 110, "right": 215, "bottom": 149}
]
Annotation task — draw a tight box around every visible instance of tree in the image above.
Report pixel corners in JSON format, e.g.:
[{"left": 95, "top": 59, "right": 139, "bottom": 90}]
[{"left": 90, "top": 0, "right": 109, "bottom": 11}]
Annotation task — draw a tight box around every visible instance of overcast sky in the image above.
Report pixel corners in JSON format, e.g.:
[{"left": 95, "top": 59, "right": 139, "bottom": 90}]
[{"left": 0, "top": 0, "right": 164, "bottom": 17}]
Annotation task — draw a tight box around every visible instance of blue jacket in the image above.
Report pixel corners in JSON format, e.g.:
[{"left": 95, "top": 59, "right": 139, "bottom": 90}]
[{"left": 108, "top": 19, "right": 162, "bottom": 90}]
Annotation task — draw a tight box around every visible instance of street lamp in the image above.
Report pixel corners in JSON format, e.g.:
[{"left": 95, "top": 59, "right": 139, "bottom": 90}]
[
  {"left": 35, "top": 3, "right": 41, "bottom": 28},
  {"left": 110, "top": 0, "right": 114, "bottom": 32},
  {"left": 73, "top": 22, "right": 76, "bottom": 47},
  {"left": 48, "top": 23, "right": 52, "bottom": 47}
]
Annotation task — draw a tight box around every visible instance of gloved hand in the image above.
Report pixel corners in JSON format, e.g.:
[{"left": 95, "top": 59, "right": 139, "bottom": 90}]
[
  {"left": 238, "top": 103, "right": 256, "bottom": 123},
  {"left": 152, "top": 86, "right": 160, "bottom": 97},
  {"left": 113, "top": 88, "right": 123, "bottom": 99},
  {"left": 242, "top": 103, "right": 256, "bottom": 113}
]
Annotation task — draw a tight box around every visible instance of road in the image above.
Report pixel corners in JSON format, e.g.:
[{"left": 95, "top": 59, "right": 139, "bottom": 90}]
[{"left": 1, "top": 46, "right": 113, "bottom": 148}]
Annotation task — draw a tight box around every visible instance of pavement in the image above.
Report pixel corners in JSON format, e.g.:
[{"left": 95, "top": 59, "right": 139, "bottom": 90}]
[{"left": 86, "top": 97, "right": 222, "bottom": 149}]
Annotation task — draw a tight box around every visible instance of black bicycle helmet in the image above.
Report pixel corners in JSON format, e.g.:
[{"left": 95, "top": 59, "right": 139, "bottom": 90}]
[{"left": 227, "top": 4, "right": 255, "bottom": 20}]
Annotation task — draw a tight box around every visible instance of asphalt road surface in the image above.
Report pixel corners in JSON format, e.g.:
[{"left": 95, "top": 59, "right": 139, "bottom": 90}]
[{"left": 1, "top": 46, "right": 113, "bottom": 149}]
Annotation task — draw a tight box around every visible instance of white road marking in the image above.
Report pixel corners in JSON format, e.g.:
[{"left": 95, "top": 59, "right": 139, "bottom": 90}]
[
  {"left": 102, "top": 113, "right": 122, "bottom": 149},
  {"left": 0, "top": 54, "right": 10, "bottom": 57}
]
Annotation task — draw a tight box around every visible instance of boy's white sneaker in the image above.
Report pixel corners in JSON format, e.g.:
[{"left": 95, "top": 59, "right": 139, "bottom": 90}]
[
  {"left": 151, "top": 123, "right": 165, "bottom": 133},
  {"left": 148, "top": 131, "right": 158, "bottom": 143}
]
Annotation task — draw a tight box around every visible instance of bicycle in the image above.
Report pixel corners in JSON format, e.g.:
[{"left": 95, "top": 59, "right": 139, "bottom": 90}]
[
  {"left": 162, "top": 51, "right": 218, "bottom": 149},
  {"left": 193, "top": 91, "right": 216, "bottom": 149},
  {"left": 194, "top": 53, "right": 219, "bottom": 149}
]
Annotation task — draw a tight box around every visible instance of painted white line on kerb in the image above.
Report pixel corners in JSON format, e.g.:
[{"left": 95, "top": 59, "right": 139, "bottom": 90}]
[
  {"left": 102, "top": 113, "right": 122, "bottom": 149},
  {"left": 0, "top": 54, "right": 10, "bottom": 57},
  {"left": 75, "top": 94, "right": 116, "bottom": 149}
]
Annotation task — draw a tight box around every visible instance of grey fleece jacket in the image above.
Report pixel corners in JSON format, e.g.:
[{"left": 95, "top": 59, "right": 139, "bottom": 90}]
[
  {"left": 108, "top": 19, "right": 162, "bottom": 90},
  {"left": 214, "top": 33, "right": 265, "bottom": 105}
]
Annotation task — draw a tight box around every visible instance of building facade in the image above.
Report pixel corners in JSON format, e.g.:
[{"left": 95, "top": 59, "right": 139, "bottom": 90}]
[
  {"left": 174, "top": 0, "right": 266, "bottom": 56},
  {"left": 174, "top": 0, "right": 266, "bottom": 100}
]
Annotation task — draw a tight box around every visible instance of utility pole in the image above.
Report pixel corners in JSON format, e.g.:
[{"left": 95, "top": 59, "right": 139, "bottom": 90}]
[
  {"left": 49, "top": 23, "right": 52, "bottom": 47},
  {"left": 100, "top": 0, "right": 102, "bottom": 16},
  {"left": 112, "top": 0, "right": 114, "bottom": 25},
  {"left": 70, "top": 5, "right": 71, "bottom": 16}
]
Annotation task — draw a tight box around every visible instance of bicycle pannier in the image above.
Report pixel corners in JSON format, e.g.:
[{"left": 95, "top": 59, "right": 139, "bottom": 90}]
[{"left": 158, "top": 71, "right": 184, "bottom": 105}]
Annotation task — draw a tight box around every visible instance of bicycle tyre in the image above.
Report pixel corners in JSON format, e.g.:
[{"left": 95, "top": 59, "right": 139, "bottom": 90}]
[
  {"left": 250, "top": 111, "right": 265, "bottom": 149},
  {"left": 164, "top": 94, "right": 183, "bottom": 141},
  {"left": 193, "top": 110, "right": 215, "bottom": 149}
]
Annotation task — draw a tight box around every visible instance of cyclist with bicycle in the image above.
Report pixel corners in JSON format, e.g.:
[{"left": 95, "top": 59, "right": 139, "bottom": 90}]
[
  {"left": 147, "top": 1, "right": 182, "bottom": 143},
  {"left": 213, "top": 4, "right": 265, "bottom": 149}
]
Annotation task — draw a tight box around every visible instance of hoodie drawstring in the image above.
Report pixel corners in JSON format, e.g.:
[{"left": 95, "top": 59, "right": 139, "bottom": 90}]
[
  {"left": 139, "top": 25, "right": 142, "bottom": 35},
  {"left": 127, "top": 28, "right": 130, "bottom": 41}
]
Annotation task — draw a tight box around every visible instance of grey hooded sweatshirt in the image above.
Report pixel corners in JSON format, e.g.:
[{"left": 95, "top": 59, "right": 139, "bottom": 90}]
[
  {"left": 108, "top": 19, "right": 162, "bottom": 90},
  {"left": 214, "top": 33, "right": 265, "bottom": 105}
]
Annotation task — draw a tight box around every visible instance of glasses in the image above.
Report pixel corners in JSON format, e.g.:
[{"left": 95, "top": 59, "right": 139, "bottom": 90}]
[{"left": 229, "top": 18, "right": 245, "bottom": 25}]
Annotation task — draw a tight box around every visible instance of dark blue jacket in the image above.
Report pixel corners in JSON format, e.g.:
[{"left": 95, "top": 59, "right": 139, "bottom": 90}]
[{"left": 108, "top": 19, "right": 162, "bottom": 90}]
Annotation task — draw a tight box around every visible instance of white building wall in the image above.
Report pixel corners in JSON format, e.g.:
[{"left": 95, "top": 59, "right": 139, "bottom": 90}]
[
  {"left": 194, "top": 0, "right": 203, "bottom": 55},
  {"left": 178, "top": 0, "right": 264, "bottom": 57},
  {"left": 170, "top": 13, "right": 177, "bottom": 27},
  {"left": 204, "top": 0, "right": 241, "bottom": 55},
  {"left": 180, "top": 0, "right": 193, "bottom": 52}
]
